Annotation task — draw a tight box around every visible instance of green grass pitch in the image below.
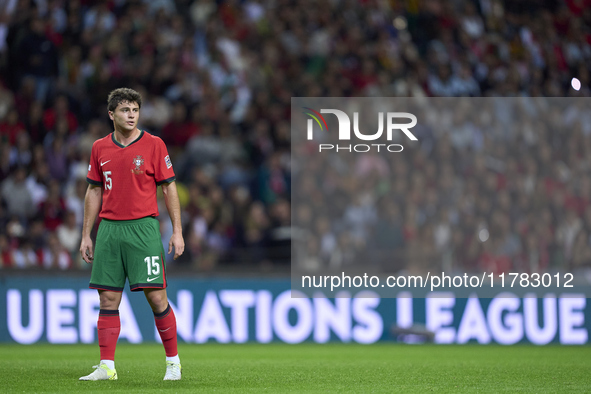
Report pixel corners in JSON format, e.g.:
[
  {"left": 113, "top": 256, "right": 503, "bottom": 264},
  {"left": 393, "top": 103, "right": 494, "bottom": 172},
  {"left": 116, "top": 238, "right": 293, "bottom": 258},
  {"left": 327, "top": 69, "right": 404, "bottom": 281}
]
[{"left": 0, "top": 343, "right": 590, "bottom": 393}]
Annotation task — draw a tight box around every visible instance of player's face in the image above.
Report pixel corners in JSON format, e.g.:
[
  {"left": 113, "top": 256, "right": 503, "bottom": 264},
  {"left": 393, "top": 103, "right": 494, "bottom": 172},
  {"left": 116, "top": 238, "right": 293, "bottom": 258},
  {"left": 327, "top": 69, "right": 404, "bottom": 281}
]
[{"left": 109, "top": 101, "right": 140, "bottom": 132}]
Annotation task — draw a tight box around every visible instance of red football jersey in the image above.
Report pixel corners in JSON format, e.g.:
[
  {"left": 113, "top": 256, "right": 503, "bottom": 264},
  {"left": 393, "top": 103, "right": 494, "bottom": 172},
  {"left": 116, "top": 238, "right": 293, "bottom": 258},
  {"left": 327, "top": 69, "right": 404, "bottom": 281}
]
[{"left": 87, "top": 131, "right": 176, "bottom": 220}]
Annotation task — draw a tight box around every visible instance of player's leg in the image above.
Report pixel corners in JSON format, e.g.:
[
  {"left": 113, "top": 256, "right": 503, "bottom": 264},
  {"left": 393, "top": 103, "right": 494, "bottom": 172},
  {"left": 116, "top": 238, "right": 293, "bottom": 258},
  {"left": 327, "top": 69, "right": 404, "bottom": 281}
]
[
  {"left": 145, "top": 287, "right": 181, "bottom": 380},
  {"left": 145, "top": 288, "right": 179, "bottom": 357},
  {"left": 124, "top": 217, "right": 181, "bottom": 380},
  {"left": 80, "top": 291, "right": 122, "bottom": 380},
  {"left": 97, "top": 290, "right": 123, "bottom": 368},
  {"left": 81, "top": 219, "right": 125, "bottom": 381}
]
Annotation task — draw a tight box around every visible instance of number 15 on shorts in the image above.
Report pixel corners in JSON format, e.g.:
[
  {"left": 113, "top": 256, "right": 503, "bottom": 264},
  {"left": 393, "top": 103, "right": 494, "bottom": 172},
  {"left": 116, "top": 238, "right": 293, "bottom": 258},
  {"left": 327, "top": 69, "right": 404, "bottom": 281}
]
[{"left": 145, "top": 256, "right": 160, "bottom": 275}]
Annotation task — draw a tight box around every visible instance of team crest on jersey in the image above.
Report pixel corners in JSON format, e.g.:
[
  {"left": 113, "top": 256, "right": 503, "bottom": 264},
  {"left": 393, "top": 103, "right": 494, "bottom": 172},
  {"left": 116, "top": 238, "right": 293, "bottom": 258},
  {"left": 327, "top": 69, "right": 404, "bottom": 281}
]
[{"left": 131, "top": 155, "right": 144, "bottom": 175}]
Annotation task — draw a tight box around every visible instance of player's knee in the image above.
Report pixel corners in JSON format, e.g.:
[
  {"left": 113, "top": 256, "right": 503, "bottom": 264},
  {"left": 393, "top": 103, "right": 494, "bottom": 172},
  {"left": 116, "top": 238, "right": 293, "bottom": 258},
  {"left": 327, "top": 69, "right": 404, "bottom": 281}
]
[
  {"left": 99, "top": 291, "right": 122, "bottom": 309},
  {"left": 147, "top": 293, "right": 167, "bottom": 311}
]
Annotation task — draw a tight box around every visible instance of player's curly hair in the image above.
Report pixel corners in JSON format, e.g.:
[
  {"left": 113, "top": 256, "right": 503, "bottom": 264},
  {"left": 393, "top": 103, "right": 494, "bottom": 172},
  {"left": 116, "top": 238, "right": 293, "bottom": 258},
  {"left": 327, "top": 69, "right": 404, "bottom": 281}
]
[{"left": 107, "top": 88, "right": 142, "bottom": 112}]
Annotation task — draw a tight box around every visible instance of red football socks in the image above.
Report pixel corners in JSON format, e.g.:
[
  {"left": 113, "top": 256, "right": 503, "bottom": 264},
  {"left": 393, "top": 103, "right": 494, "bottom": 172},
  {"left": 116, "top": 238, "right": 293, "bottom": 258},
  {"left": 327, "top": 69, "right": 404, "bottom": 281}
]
[
  {"left": 154, "top": 304, "right": 178, "bottom": 357},
  {"left": 97, "top": 309, "right": 120, "bottom": 361}
]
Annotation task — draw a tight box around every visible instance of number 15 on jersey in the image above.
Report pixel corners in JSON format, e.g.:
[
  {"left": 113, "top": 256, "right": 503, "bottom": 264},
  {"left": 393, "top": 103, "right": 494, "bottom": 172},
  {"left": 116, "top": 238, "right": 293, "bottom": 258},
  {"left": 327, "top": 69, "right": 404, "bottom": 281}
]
[{"left": 103, "top": 171, "right": 112, "bottom": 190}]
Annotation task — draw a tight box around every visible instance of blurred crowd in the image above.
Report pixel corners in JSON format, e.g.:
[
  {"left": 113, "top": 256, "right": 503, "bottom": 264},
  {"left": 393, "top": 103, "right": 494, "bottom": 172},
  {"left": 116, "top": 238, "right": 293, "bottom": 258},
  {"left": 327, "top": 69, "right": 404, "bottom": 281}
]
[
  {"left": 293, "top": 98, "right": 591, "bottom": 276},
  {"left": 0, "top": 0, "right": 590, "bottom": 272}
]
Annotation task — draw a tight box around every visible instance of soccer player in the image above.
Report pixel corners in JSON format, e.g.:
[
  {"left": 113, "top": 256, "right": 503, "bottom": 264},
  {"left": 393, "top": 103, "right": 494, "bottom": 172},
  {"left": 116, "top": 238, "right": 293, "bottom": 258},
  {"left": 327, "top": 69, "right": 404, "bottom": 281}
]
[{"left": 79, "top": 88, "right": 185, "bottom": 381}]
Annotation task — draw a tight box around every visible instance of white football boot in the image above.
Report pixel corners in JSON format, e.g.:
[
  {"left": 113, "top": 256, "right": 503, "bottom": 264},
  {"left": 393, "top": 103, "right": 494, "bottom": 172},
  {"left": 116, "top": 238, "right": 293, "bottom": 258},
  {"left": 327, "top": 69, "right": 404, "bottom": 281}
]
[
  {"left": 163, "top": 361, "right": 182, "bottom": 380},
  {"left": 79, "top": 362, "right": 118, "bottom": 381}
]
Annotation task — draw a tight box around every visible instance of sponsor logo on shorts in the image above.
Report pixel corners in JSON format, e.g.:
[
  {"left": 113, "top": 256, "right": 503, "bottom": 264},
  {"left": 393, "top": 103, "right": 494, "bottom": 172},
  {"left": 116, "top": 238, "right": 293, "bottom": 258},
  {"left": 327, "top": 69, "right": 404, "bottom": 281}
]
[{"left": 147, "top": 276, "right": 160, "bottom": 282}]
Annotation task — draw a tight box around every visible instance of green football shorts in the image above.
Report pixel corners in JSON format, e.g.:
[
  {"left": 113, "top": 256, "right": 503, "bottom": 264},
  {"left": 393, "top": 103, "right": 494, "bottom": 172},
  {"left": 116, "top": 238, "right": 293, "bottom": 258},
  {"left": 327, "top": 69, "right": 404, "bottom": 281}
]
[{"left": 89, "top": 216, "right": 167, "bottom": 292}]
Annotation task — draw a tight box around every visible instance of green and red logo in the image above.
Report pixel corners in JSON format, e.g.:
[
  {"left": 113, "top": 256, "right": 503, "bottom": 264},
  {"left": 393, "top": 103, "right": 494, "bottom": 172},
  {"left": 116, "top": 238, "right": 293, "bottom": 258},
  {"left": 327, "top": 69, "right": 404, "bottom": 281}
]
[{"left": 303, "top": 107, "right": 418, "bottom": 153}]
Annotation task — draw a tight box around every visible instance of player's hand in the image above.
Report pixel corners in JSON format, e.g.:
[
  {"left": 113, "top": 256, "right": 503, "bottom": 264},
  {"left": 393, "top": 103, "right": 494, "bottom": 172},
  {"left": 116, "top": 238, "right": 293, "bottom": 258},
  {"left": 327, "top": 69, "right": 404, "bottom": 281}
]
[
  {"left": 80, "top": 237, "right": 94, "bottom": 264},
  {"left": 169, "top": 232, "right": 185, "bottom": 260}
]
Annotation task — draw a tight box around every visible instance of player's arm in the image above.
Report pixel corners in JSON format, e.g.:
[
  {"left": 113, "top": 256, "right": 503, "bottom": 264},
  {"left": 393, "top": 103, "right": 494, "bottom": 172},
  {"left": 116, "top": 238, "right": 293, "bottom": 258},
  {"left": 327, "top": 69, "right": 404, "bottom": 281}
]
[
  {"left": 161, "top": 180, "right": 185, "bottom": 259},
  {"left": 80, "top": 184, "right": 102, "bottom": 264}
]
